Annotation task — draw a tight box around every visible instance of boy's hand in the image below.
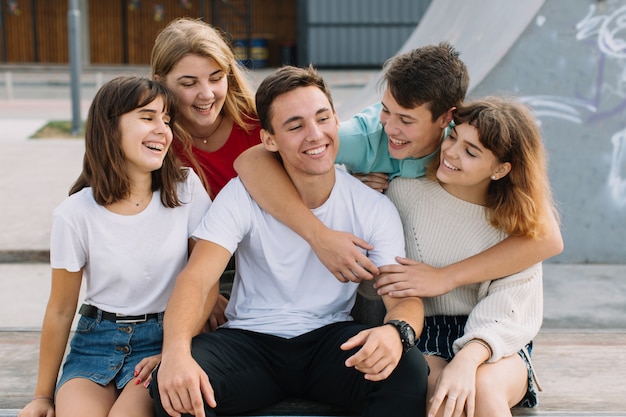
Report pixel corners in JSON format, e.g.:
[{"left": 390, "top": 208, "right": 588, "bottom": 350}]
[
  {"left": 310, "top": 228, "right": 379, "bottom": 282},
  {"left": 157, "top": 352, "right": 216, "bottom": 417},
  {"left": 341, "top": 325, "right": 402, "bottom": 381}
]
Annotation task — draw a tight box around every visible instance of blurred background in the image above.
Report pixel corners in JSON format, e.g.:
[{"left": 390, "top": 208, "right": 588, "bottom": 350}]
[
  {"left": 0, "top": 0, "right": 428, "bottom": 69},
  {"left": 1, "top": 0, "right": 625, "bottom": 264}
]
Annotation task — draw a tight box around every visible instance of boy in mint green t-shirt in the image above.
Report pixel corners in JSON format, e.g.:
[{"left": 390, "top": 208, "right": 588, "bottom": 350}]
[{"left": 335, "top": 43, "right": 465, "bottom": 183}]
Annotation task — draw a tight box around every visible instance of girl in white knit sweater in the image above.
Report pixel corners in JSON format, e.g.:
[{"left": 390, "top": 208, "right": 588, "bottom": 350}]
[{"left": 377, "top": 96, "right": 558, "bottom": 417}]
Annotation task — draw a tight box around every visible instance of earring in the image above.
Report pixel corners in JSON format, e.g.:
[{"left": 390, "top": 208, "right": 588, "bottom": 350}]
[{"left": 491, "top": 175, "right": 497, "bottom": 180}]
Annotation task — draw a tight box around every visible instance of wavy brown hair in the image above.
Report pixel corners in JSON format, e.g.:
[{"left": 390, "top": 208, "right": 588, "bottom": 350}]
[
  {"left": 428, "top": 96, "right": 559, "bottom": 239},
  {"left": 70, "top": 76, "right": 186, "bottom": 208}
]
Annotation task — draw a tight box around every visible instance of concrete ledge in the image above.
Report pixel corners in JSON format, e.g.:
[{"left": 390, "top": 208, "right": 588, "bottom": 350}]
[{"left": 0, "top": 250, "right": 49, "bottom": 264}]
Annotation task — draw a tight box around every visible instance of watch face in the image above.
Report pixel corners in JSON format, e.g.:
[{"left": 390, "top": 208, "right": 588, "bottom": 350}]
[
  {"left": 389, "top": 320, "right": 416, "bottom": 351},
  {"left": 405, "top": 325, "right": 416, "bottom": 346}
]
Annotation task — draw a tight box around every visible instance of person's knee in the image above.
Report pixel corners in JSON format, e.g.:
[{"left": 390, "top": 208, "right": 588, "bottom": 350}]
[
  {"left": 474, "top": 369, "right": 510, "bottom": 415},
  {"left": 364, "top": 357, "right": 428, "bottom": 417},
  {"left": 475, "top": 369, "right": 499, "bottom": 396},
  {"left": 387, "top": 349, "right": 429, "bottom": 398},
  {"left": 475, "top": 358, "right": 527, "bottom": 413}
]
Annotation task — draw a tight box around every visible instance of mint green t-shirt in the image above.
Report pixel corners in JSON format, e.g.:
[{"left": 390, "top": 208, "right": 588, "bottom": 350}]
[{"left": 337, "top": 102, "right": 451, "bottom": 179}]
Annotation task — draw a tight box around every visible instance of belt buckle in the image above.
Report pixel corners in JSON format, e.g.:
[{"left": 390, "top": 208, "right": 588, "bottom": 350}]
[{"left": 115, "top": 313, "right": 147, "bottom": 323}]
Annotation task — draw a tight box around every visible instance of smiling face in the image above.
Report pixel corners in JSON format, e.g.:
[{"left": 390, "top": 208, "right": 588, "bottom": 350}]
[
  {"left": 380, "top": 88, "right": 451, "bottom": 160},
  {"left": 159, "top": 54, "right": 227, "bottom": 137},
  {"left": 119, "top": 96, "right": 173, "bottom": 177},
  {"left": 436, "top": 123, "right": 511, "bottom": 205},
  {"left": 261, "top": 85, "right": 339, "bottom": 181}
]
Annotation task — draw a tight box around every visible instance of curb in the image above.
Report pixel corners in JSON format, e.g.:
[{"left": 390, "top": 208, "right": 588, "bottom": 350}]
[{"left": 0, "top": 251, "right": 49, "bottom": 264}]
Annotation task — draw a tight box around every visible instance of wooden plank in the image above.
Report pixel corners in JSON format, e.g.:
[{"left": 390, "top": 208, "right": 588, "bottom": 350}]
[
  {"left": 1, "top": 330, "right": 625, "bottom": 415},
  {"left": 34, "top": 0, "right": 68, "bottom": 63},
  {"left": 88, "top": 1, "right": 124, "bottom": 64},
  {"left": 2, "top": 0, "right": 35, "bottom": 62},
  {"left": 528, "top": 331, "right": 626, "bottom": 413}
]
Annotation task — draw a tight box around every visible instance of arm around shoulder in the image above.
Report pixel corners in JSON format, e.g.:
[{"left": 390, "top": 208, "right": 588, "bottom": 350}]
[
  {"left": 444, "top": 212, "right": 563, "bottom": 289},
  {"left": 233, "top": 144, "right": 379, "bottom": 281},
  {"left": 234, "top": 144, "right": 323, "bottom": 240}
]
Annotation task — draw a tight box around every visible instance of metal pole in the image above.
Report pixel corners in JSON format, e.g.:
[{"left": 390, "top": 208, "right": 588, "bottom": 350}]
[
  {"left": 5, "top": 72, "right": 13, "bottom": 100},
  {"left": 68, "top": 0, "right": 82, "bottom": 135}
]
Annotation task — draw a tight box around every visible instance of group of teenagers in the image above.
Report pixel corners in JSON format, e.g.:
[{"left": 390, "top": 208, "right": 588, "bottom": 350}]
[{"left": 20, "top": 16, "right": 563, "bottom": 417}]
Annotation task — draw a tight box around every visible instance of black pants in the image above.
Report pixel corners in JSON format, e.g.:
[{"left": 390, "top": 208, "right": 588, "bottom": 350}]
[{"left": 151, "top": 321, "right": 428, "bottom": 417}]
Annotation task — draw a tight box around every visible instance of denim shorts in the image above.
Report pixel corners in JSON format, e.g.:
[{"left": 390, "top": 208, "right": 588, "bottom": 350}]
[
  {"left": 417, "top": 314, "right": 539, "bottom": 408},
  {"left": 57, "top": 312, "right": 164, "bottom": 392}
]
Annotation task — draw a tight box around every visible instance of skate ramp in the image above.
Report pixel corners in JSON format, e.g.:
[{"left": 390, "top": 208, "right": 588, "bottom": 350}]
[
  {"left": 471, "top": 0, "right": 626, "bottom": 262},
  {"left": 336, "top": 0, "right": 546, "bottom": 120},
  {"left": 339, "top": 0, "right": 626, "bottom": 263}
]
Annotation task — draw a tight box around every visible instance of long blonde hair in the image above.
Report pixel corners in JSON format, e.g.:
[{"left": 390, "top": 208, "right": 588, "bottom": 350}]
[
  {"left": 430, "top": 96, "right": 559, "bottom": 239},
  {"left": 151, "top": 17, "right": 258, "bottom": 190}
]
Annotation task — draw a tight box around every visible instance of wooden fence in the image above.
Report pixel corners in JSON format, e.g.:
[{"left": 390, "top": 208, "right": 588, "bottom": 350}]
[{"left": 0, "top": 0, "right": 296, "bottom": 67}]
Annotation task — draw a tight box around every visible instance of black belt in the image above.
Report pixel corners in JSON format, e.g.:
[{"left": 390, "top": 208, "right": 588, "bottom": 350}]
[{"left": 79, "top": 304, "right": 161, "bottom": 323}]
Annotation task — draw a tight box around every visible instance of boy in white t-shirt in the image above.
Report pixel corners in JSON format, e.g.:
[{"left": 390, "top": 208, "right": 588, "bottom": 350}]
[{"left": 150, "top": 66, "right": 429, "bottom": 417}]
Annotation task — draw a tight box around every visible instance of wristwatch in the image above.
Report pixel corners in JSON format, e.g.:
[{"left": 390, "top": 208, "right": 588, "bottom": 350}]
[{"left": 386, "top": 320, "right": 417, "bottom": 352}]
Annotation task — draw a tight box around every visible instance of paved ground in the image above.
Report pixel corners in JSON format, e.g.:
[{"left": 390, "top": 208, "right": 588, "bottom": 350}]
[{"left": 1, "top": 66, "right": 625, "bottom": 416}]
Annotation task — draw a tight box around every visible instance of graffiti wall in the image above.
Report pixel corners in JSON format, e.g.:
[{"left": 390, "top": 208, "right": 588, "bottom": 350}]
[{"left": 470, "top": 0, "right": 626, "bottom": 263}]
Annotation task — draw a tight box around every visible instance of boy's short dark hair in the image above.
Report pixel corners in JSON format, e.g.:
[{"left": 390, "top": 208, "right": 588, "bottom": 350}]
[
  {"left": 383, "top": 42, "right": 469, "bottom": 121},
  {"left": 256, "top": 65, "right": 334, "bottom": 134}
]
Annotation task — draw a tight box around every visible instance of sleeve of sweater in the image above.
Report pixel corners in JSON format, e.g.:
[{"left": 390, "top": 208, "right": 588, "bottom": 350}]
[{"left": 452, "top": 263, "right": 544, "bottom": 362}]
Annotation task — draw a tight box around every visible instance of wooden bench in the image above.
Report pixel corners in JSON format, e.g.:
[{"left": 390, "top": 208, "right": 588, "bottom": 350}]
[{"left": 2, "top": 328, "right": 625, "bottom": 416}]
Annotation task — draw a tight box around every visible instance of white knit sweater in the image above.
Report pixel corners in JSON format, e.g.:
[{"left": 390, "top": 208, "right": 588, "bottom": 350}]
[{"left": 387, "top": 177, "right": 543, "bottom": 362}]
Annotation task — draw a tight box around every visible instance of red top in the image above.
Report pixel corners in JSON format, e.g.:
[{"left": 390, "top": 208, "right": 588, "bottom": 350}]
[{"left": 173, "top": 123, "right": 262, "bottom": 199}]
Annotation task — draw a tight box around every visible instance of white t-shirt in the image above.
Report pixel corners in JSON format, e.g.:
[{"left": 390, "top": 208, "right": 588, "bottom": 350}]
[
  {"left": 50, "top": 169, "right": 211, "bottom": 315},
  {"left": 193, "top": 168, "right": 405, "bottom": 338}
]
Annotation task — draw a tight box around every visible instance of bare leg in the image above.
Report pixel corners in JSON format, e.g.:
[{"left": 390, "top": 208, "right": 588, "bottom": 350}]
[
  {"left": 425, "top": 353, "right": 527, "bottom": 417},
  {"left": 55, "top": 378, "right": 117, "bottom": 417},
  {"left": 424, "top": 355, "right": 448, "bottom": 416},
  {"left": 474, "top": 354, "right": 528, "bottom": 417},
  {"left": 109, "top": 379, "right": 155, "bottom": 417}
]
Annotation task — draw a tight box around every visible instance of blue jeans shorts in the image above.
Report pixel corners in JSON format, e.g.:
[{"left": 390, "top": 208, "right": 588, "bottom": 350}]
[
  {"left": 57, "top": 310, "right": 164, "bottom": 393},
  {"left": 417, "top": 314, "right": 539, "bottom": 408}
]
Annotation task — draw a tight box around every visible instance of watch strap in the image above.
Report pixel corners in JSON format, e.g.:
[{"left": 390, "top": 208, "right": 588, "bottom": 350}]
[{"left": 386, "top": 319, "right": 416, "bottom": 352}]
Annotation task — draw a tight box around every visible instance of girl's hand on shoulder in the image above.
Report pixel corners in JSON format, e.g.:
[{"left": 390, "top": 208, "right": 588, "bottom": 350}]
[
  {"left": 18, "top": 397, "right": 55, "bottom": 417},
  {"left": 377, "top": 257, "right": 454, "bottom": 297},
  {"left": 133, "top": 354, "right": 162, "bottom": 388}
]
